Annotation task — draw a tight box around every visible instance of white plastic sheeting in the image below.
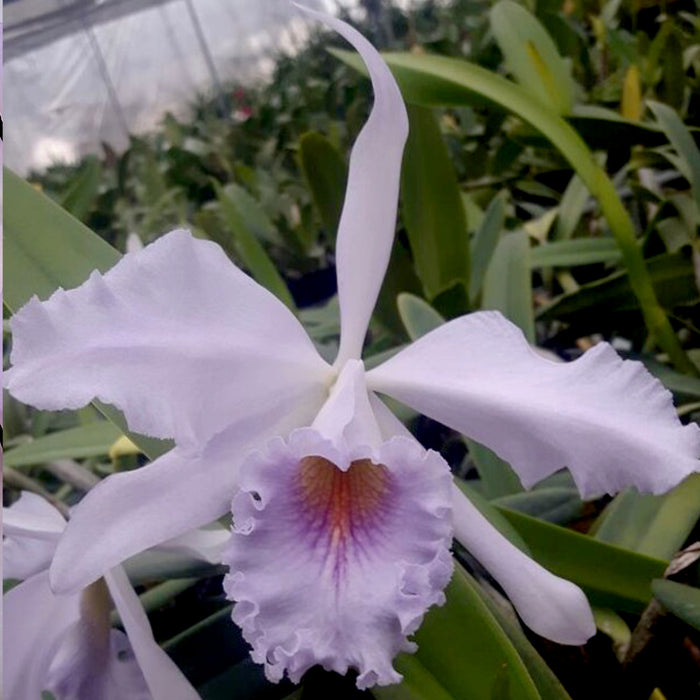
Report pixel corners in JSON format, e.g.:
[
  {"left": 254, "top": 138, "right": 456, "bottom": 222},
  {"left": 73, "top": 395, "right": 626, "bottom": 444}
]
[{"left": 4, "top": 0, "right": 337, "bottom": 174}]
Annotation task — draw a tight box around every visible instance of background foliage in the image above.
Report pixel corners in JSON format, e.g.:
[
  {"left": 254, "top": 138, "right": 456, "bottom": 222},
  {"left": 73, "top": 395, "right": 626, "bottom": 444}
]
[{"left": 4, "top": 0, "right": 700, "bottom": 698}]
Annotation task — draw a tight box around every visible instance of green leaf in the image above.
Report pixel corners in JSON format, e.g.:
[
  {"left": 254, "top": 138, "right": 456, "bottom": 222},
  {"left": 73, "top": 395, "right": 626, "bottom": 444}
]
[
  {"left": 163, "top": 604, "right": 272, "bottom": 696},
  {"left": 221, "top": 183, "right": 283, "bottom": 247},
  {"left": 409, "top": 566, "right": 541, "bottom": 700},
  {"left": 462, "top": 193, "right": 485, "bottom": 233},
  {"left": 4, "top": 168, "right": 119, "bottom": 311},
  {"left": 554, "top": 172, "right": 590, "bottom": 240},
  {"left": 537, "top": 251, "right": 698, "bottom": 330},
  {"left": 482, "top": 231, "right": 534, "bottom": 342},
  {"left": 374, "top": 239, "right": 424, "bottom": 336},
  {"left": 529, "top": 238, "right": 621, "bottom": 268},
  {"left": 3, "top": 422, "right": 123, "bottom": 469},
  {"left": 566, "top": 106, "right": 665, "bottom": 151},
  {"left": 652, "top": 579, "right": 700, "bottom": 631},
  {"left": 469, "top": 193, "right": 506, "bottom": 304},
  {"left": 196, "top": 658, "right": 277, "bottom": 700},
  {"left": 593, "top": 474, "right": 700, "bottom": 560},
  {"left": 132, "top": 578, "right": 199, "bottom": 615},
  {"left": 139, "top": 144, "right": 168, "bottom": 202},
  {"left": 658, "top": 30, "right": 685, "bottom": 110},
  {"left": 465, "top": 440, "right": 523, "bottom": 500},
  {"left": 472, "top": 582, "right": 573, "bottom": 700},
  {"left": 648, "top": 100, "right": 700, "bottom": 213},
  {"left": 401, "top": 105, "right": 470, "bottom": 300},
  {"left": 642, "top": 359, "right": 700, "bottom": 400},
  {"left": 214, "top": 182, "right": 295, "bottom": 311},
  {"left": 59, "top": 156, "right": 102, "bottom": 221},
  {"left": 523, "top": 209, "right": 558, "bottom": 244},
  {"left": 591, "top": 607, "right": 631, "bottom": 651},
  {"left": 375, "top": 656, "right": 456, "bottom": 700},
  {"left": 621, "top": 65, "right": 642, "bottom": 122},
  {"left": 495, "top": 488, "right": 583, "bottom": 525},
  {"left": 397, "top": 293, "right": 445, "bottom": 341},
  {"left": 298, "top": 131, "right": 347, "bottom": 244},
  {"left": 490, "top": 0, "right": 575, "bottom": 114},
  {"left": 498, "top": 507, "right": 667, "bottom": 612}
]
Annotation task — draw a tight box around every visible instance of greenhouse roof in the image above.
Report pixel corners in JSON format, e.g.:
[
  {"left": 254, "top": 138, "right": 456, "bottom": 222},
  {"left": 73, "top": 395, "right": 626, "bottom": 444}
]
[{"left": 4, "top": 0, "right": 336, "bottom": 174}]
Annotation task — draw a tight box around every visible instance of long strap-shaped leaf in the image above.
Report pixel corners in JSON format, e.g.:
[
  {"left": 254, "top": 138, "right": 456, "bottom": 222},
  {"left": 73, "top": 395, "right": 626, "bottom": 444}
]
[{"left": 332, "top": 50, "right": 696, "bottom": 375}]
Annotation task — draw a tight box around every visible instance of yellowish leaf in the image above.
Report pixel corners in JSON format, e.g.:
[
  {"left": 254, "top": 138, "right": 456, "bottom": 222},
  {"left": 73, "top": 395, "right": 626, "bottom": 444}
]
[{"left": 622, "top": 65, "right": 642, "bottom": 121}]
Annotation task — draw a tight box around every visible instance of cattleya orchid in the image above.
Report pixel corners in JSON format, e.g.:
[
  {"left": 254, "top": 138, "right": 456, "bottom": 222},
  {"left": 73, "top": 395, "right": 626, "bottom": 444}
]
[
  {"left": 4, "top": 6, "right": 700, "bottom": 691},
  {"left": 2, "top": 492, "right": 209, "bottom": 699}
]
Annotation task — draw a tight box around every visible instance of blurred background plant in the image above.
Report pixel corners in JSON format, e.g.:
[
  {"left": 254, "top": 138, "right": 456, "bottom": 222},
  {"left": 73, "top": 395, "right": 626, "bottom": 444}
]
[{"left": 4, "top": 0, "right": 700, "bottom": 698}]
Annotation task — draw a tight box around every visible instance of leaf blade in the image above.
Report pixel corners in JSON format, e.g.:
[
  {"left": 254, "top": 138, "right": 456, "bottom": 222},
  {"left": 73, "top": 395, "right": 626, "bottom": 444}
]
[
  {"left": 401, "top": 105, "right": 470, "bottom": 300},
  {"left": 4, "top": 422, "right": 123, "bottom": 469},
  {"left": 490, "top": 0, "right": 575, "bottom": 114},
  {"left": 299, "top": 131, "right": 347, "bottom": 244},
  {"left": 482, "top": 230, "right": 534, "bottom": 342}
]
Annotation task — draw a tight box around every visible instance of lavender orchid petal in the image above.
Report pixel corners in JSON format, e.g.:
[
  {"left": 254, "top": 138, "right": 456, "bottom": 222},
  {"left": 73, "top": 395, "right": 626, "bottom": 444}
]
[
  {"left": 296, "top": 5, "right": 409, "bottom": 365},
  {"left": 369, "top": 393, "right": 596, "bottom": 644},
  {"left": 5, "top": 229, "right": 331, "bottom": 448},
  {"left": 52, "top": 396, "right": 325, "bottom": 593},
  {"left": 105, "top": 566, "right": 200, "bottom": 700},
  {"left": 3, "top": 571, "right": 82, "bottom": 700},
  {"left": 367, "top": 311, "right": 700, "bottom": 497},
  {"left": 311, "top": 359, "right": 383, "bottom": 453},
  {"left": 5, "top": 6, "right": 697, "bottom": 692},
  {"left": 451, "top": 484, "right": 596, "bottom": 644},
  {"left": 3, "top": 493, "right": 200, "bottom": 699},
  {"left": 222, "top": 363, "right": 453, "bottom": 689}
]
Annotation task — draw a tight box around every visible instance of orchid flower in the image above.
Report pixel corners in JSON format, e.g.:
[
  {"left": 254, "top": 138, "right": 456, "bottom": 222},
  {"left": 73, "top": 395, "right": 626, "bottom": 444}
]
[
  {"left": 2, "top": 492, "right": 206, "bottom": 700},
  {"left": 4, "top": 6, "right": 699, "bottom": 691}
]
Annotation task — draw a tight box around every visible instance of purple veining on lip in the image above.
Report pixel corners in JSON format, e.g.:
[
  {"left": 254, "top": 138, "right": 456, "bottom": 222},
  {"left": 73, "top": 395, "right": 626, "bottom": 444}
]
[{"left": 290, "top": 456, "right": 397, "bottom": 589}]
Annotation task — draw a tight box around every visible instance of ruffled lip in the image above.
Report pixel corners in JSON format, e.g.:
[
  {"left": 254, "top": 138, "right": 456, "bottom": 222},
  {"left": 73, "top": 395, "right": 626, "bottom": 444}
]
[{"left": 222, "top": 427, "right": 454, "bottom": 689}]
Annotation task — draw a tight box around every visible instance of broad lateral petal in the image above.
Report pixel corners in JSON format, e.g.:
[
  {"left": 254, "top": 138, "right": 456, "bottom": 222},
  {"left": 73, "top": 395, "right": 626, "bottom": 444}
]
[
  {"left": 297, "top": 6, "right": 409, "bottom": 366},
  {"left": 5, "top": 229, "right": 331, "bottom": 447},
  {"left": 3, "top": 570, "right": 81, "bottom": 700},
  {"left": 51, "top": 396, "right": 324, "bottom": 594},
  {"left": 222, "top": 427, "right": 453, "bottom": 689},
  {"left": 105, "top": 567, "right": 200, "bottom": 700},
  {"left": 451, "top": 484, "right": 595, "bottom": 645},
  {"left": 367, "top": 311, "right": 700, "bottom": 497}
]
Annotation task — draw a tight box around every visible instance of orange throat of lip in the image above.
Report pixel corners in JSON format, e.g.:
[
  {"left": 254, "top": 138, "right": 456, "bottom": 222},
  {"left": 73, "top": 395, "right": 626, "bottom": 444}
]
[{"left": 297, "top": 456, "right": 391, "bottom": 542}]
